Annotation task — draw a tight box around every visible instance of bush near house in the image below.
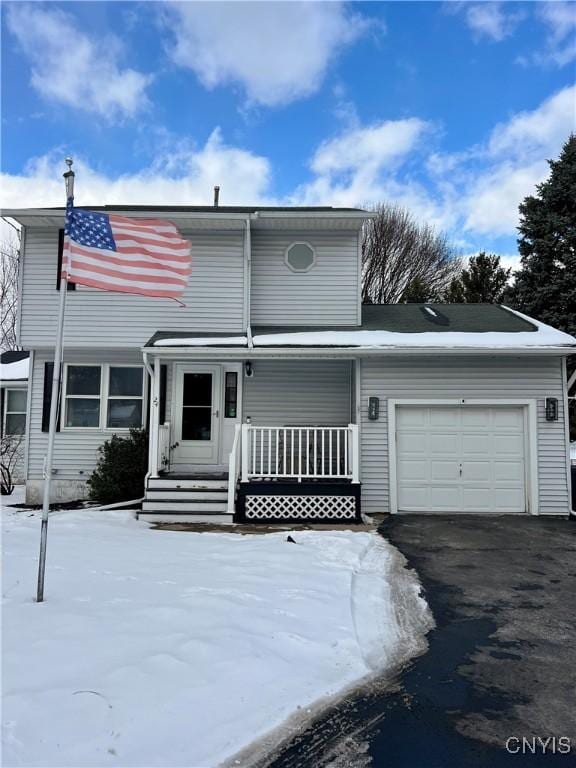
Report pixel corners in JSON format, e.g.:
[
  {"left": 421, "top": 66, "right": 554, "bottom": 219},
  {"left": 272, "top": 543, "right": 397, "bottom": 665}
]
[{"left": 87, "top": 428, "right": 148, "bottom": 505}]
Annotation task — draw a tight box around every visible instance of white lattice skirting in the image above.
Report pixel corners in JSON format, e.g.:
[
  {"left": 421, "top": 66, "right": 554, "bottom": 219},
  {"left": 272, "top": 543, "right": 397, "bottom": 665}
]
[{"left": 245, "top": 494, "right": 357, "bottom": 520}]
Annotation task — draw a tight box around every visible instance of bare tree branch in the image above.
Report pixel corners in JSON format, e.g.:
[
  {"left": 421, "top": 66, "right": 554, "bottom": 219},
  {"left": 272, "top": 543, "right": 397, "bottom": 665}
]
[
  {"left": 362, "top": 203, "right": 461, "bottom": 304},
  {"left": 0, "top": 230, "right": 21, "bottom": 351}
]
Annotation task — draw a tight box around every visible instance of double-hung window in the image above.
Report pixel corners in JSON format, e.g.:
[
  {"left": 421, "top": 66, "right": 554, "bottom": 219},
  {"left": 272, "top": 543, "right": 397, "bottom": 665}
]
[
  {"left": 4, "top": 389, "right": 27, "bottom": 435},
  {"left": 63, "top": 364, "right": 144, "bottom": 430}
]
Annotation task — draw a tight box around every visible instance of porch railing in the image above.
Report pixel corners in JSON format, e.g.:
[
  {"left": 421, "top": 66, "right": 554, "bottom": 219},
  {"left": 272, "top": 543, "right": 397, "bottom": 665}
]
[
  {"left": 227, "top": 423, "right": 242, "bottom": 513},
  {"left": 241, "top": 424, "right": 359, "bottom": 483},
  {"left": 158, "top": 422, "right": 171, "bottom": 473}
]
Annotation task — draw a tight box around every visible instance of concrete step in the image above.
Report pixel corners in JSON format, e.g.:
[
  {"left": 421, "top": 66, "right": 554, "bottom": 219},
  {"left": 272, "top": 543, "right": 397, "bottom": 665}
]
[
  {"left": 148, "top": 477, "right": 228, "bottom": 491},
  {"left": 145, "top": 489, "right": 228, "bottom": 501},
  {"left": 140, "top": 513, "right": 234, "bottom": 525},
  {"left": 141, "top": 500, "right": 229, "bottom": 513}
]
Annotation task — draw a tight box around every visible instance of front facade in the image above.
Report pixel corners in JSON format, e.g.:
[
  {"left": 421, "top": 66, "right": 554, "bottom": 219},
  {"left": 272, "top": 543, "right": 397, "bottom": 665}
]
[{"left": 4, "top": 204, "right": 575, "bottom": 521}]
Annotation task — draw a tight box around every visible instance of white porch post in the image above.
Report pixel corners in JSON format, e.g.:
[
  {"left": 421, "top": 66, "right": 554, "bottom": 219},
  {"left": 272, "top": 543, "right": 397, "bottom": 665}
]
[
  {"left": 349, "top": 423, "right": 360, "bottom": 484},
  {"left": 241, "top": 423, "right": 249, "bottom": 482},
  {"left": 150, "top": 358, "right": 161, "bottom": 477}
]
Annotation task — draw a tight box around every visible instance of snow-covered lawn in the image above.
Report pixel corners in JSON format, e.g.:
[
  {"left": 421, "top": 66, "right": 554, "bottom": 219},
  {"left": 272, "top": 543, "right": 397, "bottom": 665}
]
[{"left": 2, "top": 496, "right": 431, "bottom": 768}]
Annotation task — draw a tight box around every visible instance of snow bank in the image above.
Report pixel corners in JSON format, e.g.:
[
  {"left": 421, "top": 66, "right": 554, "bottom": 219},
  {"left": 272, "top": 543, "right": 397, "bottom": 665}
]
[
  {"left": 1, "top": 507, "right": 431, "bottom": 768},
  {"left": 0, "top": 357, "right": 29, "bottom": 381}
]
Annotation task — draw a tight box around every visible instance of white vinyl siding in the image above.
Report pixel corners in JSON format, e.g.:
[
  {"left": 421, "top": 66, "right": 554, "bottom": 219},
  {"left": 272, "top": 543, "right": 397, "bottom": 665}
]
[
  {"left": 360, "top": 356, "right": 570, "bottom": 516},
  {"left": 27, "top": 350, "right": 145, "bottom": 481},
  {"left": 19, "top": 228, "right": 245, "bottom": 349},
  {"left": 243, "top": 360, "right": 353, "bottom": 426},
  {"left": 250, "top": 230, "right": 360, "bottom": 326}
]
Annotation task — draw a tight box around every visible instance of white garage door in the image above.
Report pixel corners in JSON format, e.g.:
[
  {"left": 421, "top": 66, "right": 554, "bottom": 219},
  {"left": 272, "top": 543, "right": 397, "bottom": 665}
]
[{"left": 396, "top": 406, "right": 526, "bottom": 513}]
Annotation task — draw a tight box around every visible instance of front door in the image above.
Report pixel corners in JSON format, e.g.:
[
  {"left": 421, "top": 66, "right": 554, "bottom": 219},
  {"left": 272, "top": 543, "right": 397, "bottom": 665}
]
[{"left": 173, "top": 365, "right": 222, "bottom": 466}]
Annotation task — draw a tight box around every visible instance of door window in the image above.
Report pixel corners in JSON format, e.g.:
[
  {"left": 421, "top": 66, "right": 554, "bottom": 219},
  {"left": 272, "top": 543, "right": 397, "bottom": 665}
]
[{"left": 182, "top": 373, "right": 212, "bottom": 440}]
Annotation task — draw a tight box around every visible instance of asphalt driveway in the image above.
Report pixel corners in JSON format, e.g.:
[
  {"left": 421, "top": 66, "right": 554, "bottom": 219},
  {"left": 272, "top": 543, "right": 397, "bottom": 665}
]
[{"left": 258, "top": 515, "right": 576, "bottom": 768}]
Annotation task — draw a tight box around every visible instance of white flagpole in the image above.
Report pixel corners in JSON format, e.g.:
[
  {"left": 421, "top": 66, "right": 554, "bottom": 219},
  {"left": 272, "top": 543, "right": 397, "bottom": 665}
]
[{"left": 36, "top": 158, "right": 75, "bottom": 603}]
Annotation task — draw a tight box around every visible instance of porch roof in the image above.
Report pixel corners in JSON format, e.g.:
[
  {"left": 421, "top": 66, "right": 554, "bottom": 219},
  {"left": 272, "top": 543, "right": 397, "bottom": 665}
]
[{"left": 143, "top": 305, "right": 576, "bottom": 354}]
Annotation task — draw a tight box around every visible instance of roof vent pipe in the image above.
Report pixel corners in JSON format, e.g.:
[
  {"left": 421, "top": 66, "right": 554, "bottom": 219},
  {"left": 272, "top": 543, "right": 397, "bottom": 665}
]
[{"left": 213, "top": 186, "right": 220, "bottom": 207}]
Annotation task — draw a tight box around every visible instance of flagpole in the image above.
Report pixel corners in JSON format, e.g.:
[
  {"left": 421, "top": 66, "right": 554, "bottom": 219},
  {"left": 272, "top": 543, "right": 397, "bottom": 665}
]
[{"left": 36, "top": 158, "right": 75, "bottom": 603}]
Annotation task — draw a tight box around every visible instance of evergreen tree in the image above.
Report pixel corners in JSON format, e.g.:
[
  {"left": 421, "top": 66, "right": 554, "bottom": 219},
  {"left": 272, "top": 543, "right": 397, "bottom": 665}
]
[
  {"left": 507, "top": 135, "right": 576, "bottom": 439},
  {"left": 507, "top": 134, "right": 576, "bottom": 336},
  {"left": 401, "top": 276, "right": 442, "bottom": 303},
  {"left": 444, "top": 252, "right": 511, "bottom": 303}
]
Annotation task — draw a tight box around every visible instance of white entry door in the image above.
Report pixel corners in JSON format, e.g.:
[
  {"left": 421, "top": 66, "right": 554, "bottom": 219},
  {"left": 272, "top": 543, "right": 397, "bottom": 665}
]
[
  {"left": 395, "top": 405, "right": 526, "bottom": 513},
  {"left": 173, "top": 365, "right": 222, "bottom": 465}
]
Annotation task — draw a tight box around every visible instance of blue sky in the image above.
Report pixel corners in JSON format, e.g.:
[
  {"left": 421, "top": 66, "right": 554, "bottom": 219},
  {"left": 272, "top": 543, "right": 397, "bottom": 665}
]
[{"left": 2, "top": 1, "right": 575, "bottom": 262}]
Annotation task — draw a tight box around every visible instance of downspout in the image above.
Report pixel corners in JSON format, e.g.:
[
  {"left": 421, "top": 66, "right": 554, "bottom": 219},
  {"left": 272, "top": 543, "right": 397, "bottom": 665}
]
[
  {"left": 142, "top": 351, "right": 154, "bottom": 490},
  {"left": 245, "top": 215, "right": 253, "bottom": 349}
]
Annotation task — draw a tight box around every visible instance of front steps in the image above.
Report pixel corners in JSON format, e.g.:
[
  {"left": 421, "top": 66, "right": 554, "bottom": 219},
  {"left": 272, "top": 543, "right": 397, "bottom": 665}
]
[{"left": 139, "top": 474, "right": 233, "bottom": 524}]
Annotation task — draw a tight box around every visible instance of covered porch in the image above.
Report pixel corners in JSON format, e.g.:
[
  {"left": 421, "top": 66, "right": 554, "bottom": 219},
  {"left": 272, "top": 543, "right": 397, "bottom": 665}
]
[{"left": 142, "top": 338, "right": 361, "bottom": 523}]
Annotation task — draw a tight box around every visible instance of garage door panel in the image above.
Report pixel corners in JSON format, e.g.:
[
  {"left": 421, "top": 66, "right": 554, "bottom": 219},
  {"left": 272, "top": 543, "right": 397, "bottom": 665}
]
[
  {"left": 430, "top": 408, "right": 460, "bottom": 427},
  {"left": 397, "top": 432, "right": 428, "bottom": 454},
  {"left": 462, "top": 487, "right": 493, "bottom": 510},
  {"left": 430, "top": 486, "right": 461, "bottom": 509},
  {"left": 398, "top": 460, "right": 429, "bottom": 481},
  {"left": 493, "top": 434, "right": 524, "bottom": 456},
  {"left": 398, "top": 486, "right": 429, "bottom": 509},
  {"left": 430, "top": 433, "right": 459, "bottom": 455},
  {"left": 462, "top": 434, "right": 490, "bottom": 456},
  {"left": 461, "top": 409, "right": 489, "bottom": 428},
  {"left": 431, "top": 461, "right": 460, "bottom": 480},
  {"left": 494, "top": 461, "right": 524, "bottom": 482},
  {"left": 396, "top": 407, "right": 428, "bottom": 427},
  {"left": 461, "top": 461, "right": 491, "bottom": 481},
  {"left": 396, "top": 405, "right": 526, "bottom": 514},
  {"left": 493, "top": 408, "right": 524, "bottom": 429}
]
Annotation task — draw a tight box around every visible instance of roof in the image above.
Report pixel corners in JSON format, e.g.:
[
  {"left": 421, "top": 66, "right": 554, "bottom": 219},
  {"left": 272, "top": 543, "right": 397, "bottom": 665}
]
[
  {"left": 145, "top": 305, "right": 576, "bottom": 353},
  {"left": 32, "top": 205, "right": 367, "bottom": 214},
  {"left": 0, "top": 351, "right": 30, "bottom": 381}
]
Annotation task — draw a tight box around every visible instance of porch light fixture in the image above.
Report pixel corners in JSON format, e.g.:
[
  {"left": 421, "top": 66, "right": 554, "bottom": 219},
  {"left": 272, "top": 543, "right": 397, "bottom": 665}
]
[
  {"left": 545, "top": 397, "right": 558, "bottom": 421},
  {"left": 244, "top": 361, "right": 253, "bottom": 378}
]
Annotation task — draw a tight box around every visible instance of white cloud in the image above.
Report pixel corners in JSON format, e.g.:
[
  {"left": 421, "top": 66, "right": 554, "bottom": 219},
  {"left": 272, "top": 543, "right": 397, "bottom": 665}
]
[
  {"left": 0, "top": 130, "right": 272, "bottom": 208},
  {"left": 534, "top": 1, "right": 576, "bottom": 67},
  {"left": 6, "top": 4, "right": 152, "bottom": 120},
  {"left": 161, "top": 1, "right": 371, "bottom": 107},
  {"left": 455, "top": 2, "right": 523, "bottom": 42}
]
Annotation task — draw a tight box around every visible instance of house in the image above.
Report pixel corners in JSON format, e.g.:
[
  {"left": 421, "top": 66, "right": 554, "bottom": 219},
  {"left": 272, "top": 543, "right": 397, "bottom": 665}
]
[
  {"left": 3, "top": 204, "right": 575, "bottom": 521},
  {"left": 0, "top": 350, "right": 30, "bottom": 485}
]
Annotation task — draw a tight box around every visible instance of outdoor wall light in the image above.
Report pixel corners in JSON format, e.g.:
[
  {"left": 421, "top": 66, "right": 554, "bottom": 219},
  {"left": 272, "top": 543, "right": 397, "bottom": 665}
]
[
  {"left": 368, "top": 396, "right": 380, "bottom": 421},
  {"left": 244, "top": 361, "right": 254, "bottom": 378},
  {"left": 545, "top": 397, "right": 558, "bottom": 421}
]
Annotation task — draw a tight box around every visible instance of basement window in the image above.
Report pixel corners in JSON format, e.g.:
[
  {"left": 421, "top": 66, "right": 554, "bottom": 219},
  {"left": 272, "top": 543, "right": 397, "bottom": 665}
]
[{"left": 285, "top": 242, "right": 316, "bottom": 273}]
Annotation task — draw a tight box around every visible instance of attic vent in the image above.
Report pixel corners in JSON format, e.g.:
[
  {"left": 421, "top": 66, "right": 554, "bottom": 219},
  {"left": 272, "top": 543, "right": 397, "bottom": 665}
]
[{"left": 419, "top": 305, "right": 450, "bottom": 327}]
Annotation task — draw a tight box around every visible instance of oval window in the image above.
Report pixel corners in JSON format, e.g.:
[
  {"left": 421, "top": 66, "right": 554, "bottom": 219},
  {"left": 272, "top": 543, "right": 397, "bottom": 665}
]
[{"left": 285, "top": 242, "right": 316, "bottom": 272}]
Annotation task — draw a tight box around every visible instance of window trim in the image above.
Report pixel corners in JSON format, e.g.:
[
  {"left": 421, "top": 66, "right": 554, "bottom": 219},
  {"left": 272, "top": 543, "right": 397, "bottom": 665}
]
[
  {"left": 61, "top": 363, "right": 146, "bottom": 432},
  {"left": 3, "top": 387, "right": 27, "bottom": 437},
  {"left": 284, "top": 241, "right": 316, "bottom": 273}
]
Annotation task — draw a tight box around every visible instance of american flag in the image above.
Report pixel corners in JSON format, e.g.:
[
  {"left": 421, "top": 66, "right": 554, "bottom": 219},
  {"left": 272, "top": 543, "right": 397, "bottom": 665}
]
[{"left": 62, "top": 199, "right": 192, "bottom": 299}]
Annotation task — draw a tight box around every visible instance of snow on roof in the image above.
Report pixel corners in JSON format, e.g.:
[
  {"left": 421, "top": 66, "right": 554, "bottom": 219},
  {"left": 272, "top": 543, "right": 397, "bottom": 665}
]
[
  {"left": 0, "top": 356, "right": 29, "bottom": 381},
  {"left": 151, "top": 312, "right": 575, "bottom": 351},
  {"left": 153, "top": 336, "right": 248, "bottom": 347}
]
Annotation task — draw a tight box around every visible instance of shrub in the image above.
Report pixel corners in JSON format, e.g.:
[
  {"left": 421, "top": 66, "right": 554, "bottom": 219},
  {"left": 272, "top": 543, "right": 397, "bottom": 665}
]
[{"left": 87, "top": 428, "right": 148, "bottom": 505}]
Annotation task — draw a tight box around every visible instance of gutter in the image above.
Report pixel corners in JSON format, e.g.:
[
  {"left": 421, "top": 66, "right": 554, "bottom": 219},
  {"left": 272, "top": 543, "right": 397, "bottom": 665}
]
[{"left": 140, "top": 345, "right": 576, "bottom": 359}]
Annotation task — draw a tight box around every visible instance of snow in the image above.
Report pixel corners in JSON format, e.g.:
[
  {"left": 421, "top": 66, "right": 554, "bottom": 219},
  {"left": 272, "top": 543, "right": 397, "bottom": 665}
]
[
  {"left": 151, "top": 310, "right": 575, "bottom": 351},
  {"left": 0, "top": 357, "right": 29, "bottom": 381},
  {"left": 153, "top": 336, "right": 247, "bottom": 347},
  {"left": 1, "top": 504, "right": 432, "bottom": 768},
  {"left": 253, "top": 312, "right": 576, "bottom": 349}
]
